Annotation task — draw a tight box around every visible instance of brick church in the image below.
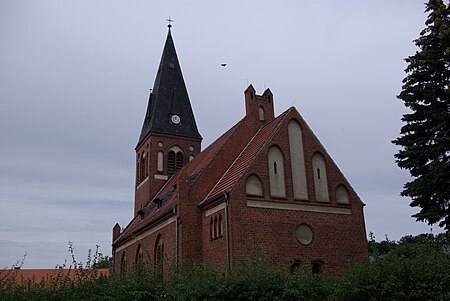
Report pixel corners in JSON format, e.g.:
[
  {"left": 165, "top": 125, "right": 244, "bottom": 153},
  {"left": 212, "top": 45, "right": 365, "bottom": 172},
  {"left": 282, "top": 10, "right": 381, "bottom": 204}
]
[{"left": 112, "top": 25, "right": 368, "bottom": 275}]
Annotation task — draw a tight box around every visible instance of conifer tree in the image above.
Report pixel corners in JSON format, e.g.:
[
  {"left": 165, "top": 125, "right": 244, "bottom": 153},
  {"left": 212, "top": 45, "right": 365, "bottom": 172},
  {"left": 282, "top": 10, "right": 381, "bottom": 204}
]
[{"left": 393, "top": 0, "right": 450, "bottom": 231}]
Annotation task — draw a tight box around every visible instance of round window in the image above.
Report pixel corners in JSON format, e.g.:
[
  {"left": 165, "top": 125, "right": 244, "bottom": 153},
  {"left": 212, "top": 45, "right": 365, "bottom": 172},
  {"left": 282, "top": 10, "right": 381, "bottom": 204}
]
[{"left": 296, "top": 224, "right": 313, "bottom": 245}]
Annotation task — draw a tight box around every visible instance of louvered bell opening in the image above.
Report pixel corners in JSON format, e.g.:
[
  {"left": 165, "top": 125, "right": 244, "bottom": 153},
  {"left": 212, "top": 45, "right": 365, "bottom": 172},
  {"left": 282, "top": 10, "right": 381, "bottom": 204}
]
[
  {"left": 168, "top": 151, "right": 176, "bottom": 176},
  {"left": 176, "top": 152, "right": 183, "bottom": 171}
]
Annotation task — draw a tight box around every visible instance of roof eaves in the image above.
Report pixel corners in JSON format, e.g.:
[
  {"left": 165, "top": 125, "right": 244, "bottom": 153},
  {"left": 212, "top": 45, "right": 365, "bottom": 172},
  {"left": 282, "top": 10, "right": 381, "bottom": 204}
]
[
  {"left": 112, "top": 205, "right": 177, "bottom": 247},
  {"left": 198, "top": 191, "right": 228, "bottom": 208}
]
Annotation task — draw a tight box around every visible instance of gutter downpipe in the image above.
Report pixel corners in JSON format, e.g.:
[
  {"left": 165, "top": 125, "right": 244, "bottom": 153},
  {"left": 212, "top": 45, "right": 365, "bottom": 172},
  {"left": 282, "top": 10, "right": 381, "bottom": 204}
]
[
  {"left": 223, "top": 192, "right": 230, "bottom": 272},
  {"left": 173, "top": 206, "right": 179, "bottom": 270}
]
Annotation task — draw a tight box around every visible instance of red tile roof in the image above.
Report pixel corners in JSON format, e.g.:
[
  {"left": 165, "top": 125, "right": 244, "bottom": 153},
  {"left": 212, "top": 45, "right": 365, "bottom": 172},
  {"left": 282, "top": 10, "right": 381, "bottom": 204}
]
[
  {"left": 114, "top": 120, "right": 242, "bottom": 245},
  {"left": 115, "top": 109, "right": 296, "bottom": 245},
  {"left": 114, "top": 193, "right": 178, "bottom": 245},
  {"left": 204, "top": 109, "right": 291, "bottom": 201}
]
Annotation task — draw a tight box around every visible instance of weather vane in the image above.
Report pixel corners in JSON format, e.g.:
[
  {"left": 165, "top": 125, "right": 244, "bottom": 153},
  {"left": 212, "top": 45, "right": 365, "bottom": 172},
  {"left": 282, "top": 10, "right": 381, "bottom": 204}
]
[{"left": 166, "top": 17, "right": 173, "bottom": 28}]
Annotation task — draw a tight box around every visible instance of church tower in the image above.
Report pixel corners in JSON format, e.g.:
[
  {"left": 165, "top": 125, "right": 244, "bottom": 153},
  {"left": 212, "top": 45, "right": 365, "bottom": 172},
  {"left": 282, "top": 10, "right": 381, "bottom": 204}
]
[{"left": 134, "top": 25, "right": 202, "bottom": 215}]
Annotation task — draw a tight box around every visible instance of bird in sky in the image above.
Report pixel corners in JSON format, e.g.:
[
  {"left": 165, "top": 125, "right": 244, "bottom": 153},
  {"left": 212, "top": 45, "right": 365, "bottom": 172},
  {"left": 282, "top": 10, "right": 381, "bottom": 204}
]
[{"left": 221, "top": 63, "right": 227, "bottom": 67}]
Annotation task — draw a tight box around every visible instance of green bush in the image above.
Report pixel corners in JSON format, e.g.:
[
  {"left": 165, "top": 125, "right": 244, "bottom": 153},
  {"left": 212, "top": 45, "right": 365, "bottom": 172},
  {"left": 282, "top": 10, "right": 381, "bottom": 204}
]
[
  {"left": 333, "top": 236, "right": 450, "bottom": 301},
  {"left": 1, "top": 234, "right": 449, "bottom": 301}
]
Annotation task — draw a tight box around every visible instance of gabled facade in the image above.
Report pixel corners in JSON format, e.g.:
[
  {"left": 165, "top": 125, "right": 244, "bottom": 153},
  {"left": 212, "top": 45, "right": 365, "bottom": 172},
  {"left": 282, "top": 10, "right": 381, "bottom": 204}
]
[{"left": 112, "top": 27, "right": 367, "bottom": 276}]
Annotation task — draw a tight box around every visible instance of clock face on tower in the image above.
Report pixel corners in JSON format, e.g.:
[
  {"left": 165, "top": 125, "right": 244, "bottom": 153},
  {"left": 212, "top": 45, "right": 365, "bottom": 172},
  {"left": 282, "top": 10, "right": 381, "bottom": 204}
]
[{"left": 171, "top": 114, "right": 181, "bottom": 124}]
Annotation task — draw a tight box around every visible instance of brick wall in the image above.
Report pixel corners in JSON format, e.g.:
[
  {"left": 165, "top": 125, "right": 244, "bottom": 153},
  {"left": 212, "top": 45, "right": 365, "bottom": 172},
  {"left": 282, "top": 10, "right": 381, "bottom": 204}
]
[
  {"left": 134, "top": 133, "right": 201, "bottom": 214},
  {"left": 224, "top": 108, "right": 367, "bottom": 273},
  {"left": 113, "top": 219, "right": 177, "bottom": 277}
]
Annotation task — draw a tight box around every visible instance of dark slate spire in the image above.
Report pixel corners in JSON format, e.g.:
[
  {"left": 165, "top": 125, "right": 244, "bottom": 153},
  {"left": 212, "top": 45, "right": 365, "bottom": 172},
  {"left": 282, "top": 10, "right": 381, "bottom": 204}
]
[{"left": 137, "top": 26, "right": 202, "bottom": 147}]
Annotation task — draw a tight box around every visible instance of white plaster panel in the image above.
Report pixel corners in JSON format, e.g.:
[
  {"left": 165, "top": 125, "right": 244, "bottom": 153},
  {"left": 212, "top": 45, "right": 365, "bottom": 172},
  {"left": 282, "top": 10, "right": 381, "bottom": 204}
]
[
  {"left": 312, "top": 153, "right": 329, "bottom": 202},
  {"left": 154, "top": 174, "right": 168, "bottom": 180},
  {"left": 246, "top": 200, "right": 351, "bottom": 214},
  {"left": 288, "top": 120, "right": 308, "bottom": 200},
  {"left": 246, "top": 175, "right": 263, "bottom": 196},
  {"left": 205, "top": 202, "right": 226, "bottom": 217},
  {"left": 268, "top": 146, "right": 286, "bottom": 198}
]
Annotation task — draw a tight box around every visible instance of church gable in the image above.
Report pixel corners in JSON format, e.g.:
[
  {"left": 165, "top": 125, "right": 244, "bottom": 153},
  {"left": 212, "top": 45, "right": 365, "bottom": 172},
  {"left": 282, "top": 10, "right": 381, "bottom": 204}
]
[{"left": 216, "top": 106, "right": 362, "bottom": 208}]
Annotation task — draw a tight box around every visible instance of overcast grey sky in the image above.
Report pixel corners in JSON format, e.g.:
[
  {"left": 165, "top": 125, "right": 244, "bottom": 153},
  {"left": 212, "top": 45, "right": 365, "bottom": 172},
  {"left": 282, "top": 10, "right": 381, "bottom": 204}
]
[{"left": 0, "top": 0, "right": 442, "bottom": 268}]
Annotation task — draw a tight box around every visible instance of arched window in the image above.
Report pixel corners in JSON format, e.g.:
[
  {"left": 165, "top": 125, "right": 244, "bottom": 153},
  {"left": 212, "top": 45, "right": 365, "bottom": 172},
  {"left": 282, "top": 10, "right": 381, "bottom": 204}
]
[
  {"left": 210, "top": 218, "right": 213, "bottom": 241},
  {"left": 312, "top": 153, "right": 329, "bottom": 202},
  {"left": 176, "top": 152, "right": 183, "bottom": 170},
  {"left": 139, "top": 152, "right": 147, "bottom": 181},
  {"left": 259, "top": 107, "right": 265, "bottom": 121},
  {"left": 288, "top": 120, "right": 308, "bottom": 200},
  {"left": 218, "top": 214, "right": 223, "bottom": 237},
  {"left": 246, "top": 175, "right": 263, "bottom": 196},
  {"left": 155, "top": 234, "right": 164, "bottom": 279},
  {"left": 136, "top": 163, "right": 140, "bottom": 183},
  {"left": 213, "top": 216, "right": 218, "bottom": 239},
  {"left": 168, "top": 146, "right": 184, "bottom": 176},
  {"left": 157, "top": 151, "right": 164, "bottom": 173},
  {"left": 136, "top": 244, "right": 143, "bottom": 264},
  {"left": 336, "top": 185, "right": 350, "bottom": 204},
  {"left": 268, "top": 146, "right": 286, "bottom": 198},
  {"left": 120, "top": 252, "right": 127, "bottom": 274},
  {"left": 290, "top": 261, "right": 301, "bottom": 274},
  {"left": 144, "top": 152, "right": 148, "bottom": 176},
  {"left": 168, "top": 151, "right": 175, "bottom": 175},
  {"left": 311, "top": 261, "right": 323, "bottom": 275}
]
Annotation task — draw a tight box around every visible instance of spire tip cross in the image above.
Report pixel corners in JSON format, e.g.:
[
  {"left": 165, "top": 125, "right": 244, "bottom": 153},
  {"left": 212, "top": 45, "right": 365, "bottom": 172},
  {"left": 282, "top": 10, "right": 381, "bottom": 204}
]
[{"left": 166, "top": 17, "right": 173, "bottom": 28}]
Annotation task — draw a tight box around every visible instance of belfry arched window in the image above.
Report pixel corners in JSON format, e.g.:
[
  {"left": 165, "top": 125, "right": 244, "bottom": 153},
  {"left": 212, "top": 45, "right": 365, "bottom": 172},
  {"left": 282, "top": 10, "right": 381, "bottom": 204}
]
[
  {"left": 176, "top": 152, "right": 183, "bottom": 170},
  {"left": 136, "top": 155, "right": 140, "bottom": 184},
  {"left": 139, "top": 152, "right": 147, "bottom": 181},
  {"left": 167, "top": 146, "right": 184, "bottom": 176}
]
